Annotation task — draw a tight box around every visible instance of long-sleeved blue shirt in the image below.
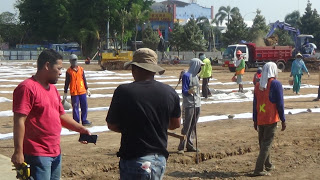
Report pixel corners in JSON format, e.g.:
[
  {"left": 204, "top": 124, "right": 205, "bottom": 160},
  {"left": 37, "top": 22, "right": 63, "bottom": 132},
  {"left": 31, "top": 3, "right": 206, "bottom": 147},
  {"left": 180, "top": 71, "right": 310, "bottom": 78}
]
[
  {"left": 291, "top": 59, "right": 309, "bottom": 75},
  {"left": 253, "top": 79, "right": 285, "bottom": 122},
  {"left": 181, "top": 58, "right": 203, "bottom": 108}
]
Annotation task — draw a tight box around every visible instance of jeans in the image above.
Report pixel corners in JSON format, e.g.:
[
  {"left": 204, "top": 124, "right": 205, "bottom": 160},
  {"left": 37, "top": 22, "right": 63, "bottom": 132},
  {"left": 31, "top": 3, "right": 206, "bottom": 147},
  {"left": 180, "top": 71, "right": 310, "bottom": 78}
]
[
  {"left": 119, "top": 154, "right": 166, "bottom": 180},
  {"left": 25, "top": 154, "right": 61, "bottom": 180}
]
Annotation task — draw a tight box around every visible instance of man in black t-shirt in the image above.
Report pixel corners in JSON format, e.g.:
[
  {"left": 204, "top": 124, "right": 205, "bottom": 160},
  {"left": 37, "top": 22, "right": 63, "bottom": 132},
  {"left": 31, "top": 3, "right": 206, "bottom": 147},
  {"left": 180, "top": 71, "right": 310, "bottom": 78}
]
[{"left": 106, "top": 48, "right": 181, "bottom": 180}]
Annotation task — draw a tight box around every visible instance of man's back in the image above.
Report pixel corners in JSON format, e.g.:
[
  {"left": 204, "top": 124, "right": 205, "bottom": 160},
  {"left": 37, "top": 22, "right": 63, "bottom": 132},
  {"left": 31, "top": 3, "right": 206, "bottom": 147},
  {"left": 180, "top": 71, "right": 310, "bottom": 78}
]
[{"left": 106, "top": 80, "right": 181, "bottom": 160}]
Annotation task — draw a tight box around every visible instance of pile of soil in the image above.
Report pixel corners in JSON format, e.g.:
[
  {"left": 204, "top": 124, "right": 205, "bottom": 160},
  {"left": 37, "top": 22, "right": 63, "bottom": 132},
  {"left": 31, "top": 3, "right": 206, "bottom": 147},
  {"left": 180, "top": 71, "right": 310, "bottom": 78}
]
[{"left": 264, "top": 35, "right": 279, "bottom": 46}]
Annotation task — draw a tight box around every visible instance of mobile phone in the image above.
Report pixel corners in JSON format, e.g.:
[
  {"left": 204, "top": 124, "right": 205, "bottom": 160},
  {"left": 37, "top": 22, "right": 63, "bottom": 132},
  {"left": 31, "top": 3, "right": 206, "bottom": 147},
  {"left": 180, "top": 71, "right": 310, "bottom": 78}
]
[{"left": 79, "top": 134, "right": 98, "bottom": 144}]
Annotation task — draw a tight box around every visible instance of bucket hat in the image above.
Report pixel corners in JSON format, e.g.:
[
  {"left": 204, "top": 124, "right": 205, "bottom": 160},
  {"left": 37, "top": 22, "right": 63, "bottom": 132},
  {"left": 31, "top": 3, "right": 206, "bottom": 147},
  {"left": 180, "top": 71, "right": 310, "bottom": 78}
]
[{"left": 124, "top": 48, "right": 165, "bottom": 75}]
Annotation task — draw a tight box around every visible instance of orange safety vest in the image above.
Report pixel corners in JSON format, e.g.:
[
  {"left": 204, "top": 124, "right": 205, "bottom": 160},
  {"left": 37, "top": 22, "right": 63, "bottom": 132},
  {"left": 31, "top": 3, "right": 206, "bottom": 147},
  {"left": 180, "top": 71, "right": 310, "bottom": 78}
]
[
  {"left": 255, "top": 78, "right": 280, "bottom": 125},
  {"left": 235, "top": 59, "right": 245, "bottom": 75},
  {"left": 236, "top": 68, "right": 245, "bottom": 75},
  {"left": 67, "top": 66, "right": 87, "bottom": 96}
]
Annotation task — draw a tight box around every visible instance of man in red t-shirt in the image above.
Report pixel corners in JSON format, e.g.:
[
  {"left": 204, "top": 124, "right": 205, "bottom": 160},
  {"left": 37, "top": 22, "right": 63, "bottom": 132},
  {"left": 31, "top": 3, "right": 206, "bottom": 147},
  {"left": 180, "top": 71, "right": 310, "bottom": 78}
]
[{"left": 11, "top": 49, "right": 91, "bottom": 180}]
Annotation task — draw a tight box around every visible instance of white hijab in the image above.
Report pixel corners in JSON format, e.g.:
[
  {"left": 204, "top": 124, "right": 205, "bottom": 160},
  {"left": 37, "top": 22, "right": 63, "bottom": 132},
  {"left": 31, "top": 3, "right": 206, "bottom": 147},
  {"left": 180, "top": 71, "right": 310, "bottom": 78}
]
[{"left": 259, "top": 62, "right": 278, "bottom": 90}]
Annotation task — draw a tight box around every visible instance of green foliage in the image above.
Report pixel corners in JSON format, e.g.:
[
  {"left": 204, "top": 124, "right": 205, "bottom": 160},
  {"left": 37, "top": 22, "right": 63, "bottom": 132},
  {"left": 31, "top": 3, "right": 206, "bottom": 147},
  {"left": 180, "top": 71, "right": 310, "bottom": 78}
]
[
  {"left": 168, "top": 22, "right": 184, "bottom": 52},
  {"left": 196, "top": 16, "right": 220, "bottom": 51},
  {"left": 180, "top": 16, "right": 206, "bottom": 51},
  {"left": 116, "top": 8, "right": 131, "bottom": 50},
  {"left": 0, "top": 11, "right": 23, "bottom": 47},
  {"left": 215, "top": 6, "right": 240, "bottom": 25},
  {"left": 248, "top": 9, "right": 268, "bottom": 42},
  {"left": 285, "top": 10, "right": 301, "bottom": 29},
  {"left": 130, "top": 3, "right": 149, "bottom": 50},
  {"left": 222, "top": 13, "right": 248, "bottom": 45},
  {"left": 299, "top": 0, "right": 320, "bottom": 47},
  {"left": 142, "top": 23, "right": 159, "bottom": 50},
  {"left": 273, "top": 29, "right": 294, "bottom": 46},
  {"left": 16, "top": 0, "right": 71, "bottom": 42},
  {"left": 15, "top": 0, "right": 152, "bottom": 55},
  {"left": 0, "top": 12, "right": 18, "bottom": 24}
]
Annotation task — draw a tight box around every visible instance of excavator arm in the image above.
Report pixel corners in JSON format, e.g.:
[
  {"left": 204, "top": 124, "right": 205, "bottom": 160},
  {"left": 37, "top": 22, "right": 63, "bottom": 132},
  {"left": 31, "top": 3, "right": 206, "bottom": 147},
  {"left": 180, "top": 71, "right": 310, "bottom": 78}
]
[
  {"left": 266, "top": 20, "right": 300, "bottom": 38},
  {"left": 265, "top": 21, "right": 316, "bottom": 57}
]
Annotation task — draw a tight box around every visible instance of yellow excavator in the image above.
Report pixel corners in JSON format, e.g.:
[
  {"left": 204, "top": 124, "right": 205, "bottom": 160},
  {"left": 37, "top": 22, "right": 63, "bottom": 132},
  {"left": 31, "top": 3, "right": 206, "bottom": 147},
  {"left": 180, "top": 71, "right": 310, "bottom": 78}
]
[{"left": 99, "top": 38, "right": 133, "bottom": 70}]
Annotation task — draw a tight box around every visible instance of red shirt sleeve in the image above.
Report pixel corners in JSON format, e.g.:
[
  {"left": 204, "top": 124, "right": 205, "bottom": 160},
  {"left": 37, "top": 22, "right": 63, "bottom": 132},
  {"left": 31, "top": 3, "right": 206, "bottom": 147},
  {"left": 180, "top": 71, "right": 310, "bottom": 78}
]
[{"left": 13, "top": 84, "right": 34, "bottom": 116}]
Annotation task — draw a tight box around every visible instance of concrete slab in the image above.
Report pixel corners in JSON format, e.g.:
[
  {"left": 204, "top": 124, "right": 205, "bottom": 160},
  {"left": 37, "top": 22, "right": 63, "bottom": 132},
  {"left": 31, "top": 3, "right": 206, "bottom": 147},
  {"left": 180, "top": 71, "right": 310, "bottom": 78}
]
[{"left": 0, "top": 154, "right": 17, "bottom": 180}]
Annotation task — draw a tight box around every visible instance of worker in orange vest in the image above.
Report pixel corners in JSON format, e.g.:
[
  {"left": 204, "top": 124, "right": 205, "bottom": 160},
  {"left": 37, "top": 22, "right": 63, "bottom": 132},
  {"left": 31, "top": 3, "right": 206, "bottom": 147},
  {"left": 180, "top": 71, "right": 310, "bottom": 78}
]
[
  {"left": 253, "top": 62, "right": 286, "bottom": 176},
  {"left": 64, "top": 54, "right": 92, "bottom": 126},
  {"left": 234, "top": 50, "right": 245, "bottom": 92}
]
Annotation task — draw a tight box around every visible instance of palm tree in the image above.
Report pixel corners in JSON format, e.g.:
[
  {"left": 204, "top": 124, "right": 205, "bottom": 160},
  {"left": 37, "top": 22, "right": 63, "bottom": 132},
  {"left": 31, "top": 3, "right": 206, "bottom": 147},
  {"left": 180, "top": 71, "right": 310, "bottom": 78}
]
[
  {"left": 215, "top": 6, "right": 240, "bottom": 25},
  {"left": 196, "top": 16, "right": 221, "bottom": 51},
  {"left": 196, "top": 16, "right": 211, "bottom": 50},
  {"left": 116, "top": 8, "right": 131, "bottom": 50},
  {"left": 131, "top": 3, "right": 149, "bottom": 50}
]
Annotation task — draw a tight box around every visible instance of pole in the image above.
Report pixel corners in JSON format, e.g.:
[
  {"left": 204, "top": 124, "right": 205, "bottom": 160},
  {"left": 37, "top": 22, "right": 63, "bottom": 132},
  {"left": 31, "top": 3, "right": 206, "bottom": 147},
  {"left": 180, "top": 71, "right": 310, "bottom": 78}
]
[
  {"left": 174, "top": 79, "right": 182, "bottom": 90},
  {"left": 192, "top": 94, "right": 199, "bottom": 164},
  {"left": 174, "top": 70, "right": 185, "bottom": 90}
]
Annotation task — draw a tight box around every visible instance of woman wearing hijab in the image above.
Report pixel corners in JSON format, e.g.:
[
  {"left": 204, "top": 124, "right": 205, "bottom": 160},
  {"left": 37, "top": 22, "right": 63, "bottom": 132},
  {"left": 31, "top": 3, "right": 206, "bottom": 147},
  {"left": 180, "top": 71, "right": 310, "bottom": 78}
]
[
  {"left": 252, "top": 62, "right": 286, "bottom": 176},
  {"left": 290, "top": 53, "right": 310, "bottom": 94}
]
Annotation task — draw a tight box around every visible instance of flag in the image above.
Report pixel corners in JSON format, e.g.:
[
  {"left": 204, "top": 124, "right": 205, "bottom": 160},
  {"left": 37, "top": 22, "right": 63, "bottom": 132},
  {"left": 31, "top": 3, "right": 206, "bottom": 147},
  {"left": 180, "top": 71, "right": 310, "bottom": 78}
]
[{"left": 157, "top": 28, "right": 162, "bottom": 37}]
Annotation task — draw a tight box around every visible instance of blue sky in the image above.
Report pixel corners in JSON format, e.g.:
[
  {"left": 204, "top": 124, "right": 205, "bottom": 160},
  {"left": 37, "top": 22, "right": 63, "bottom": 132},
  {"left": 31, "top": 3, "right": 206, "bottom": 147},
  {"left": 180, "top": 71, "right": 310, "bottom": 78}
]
[
  {"left": 1, "top": 0, "right": 319, "bottom": 23},
  {"left": 155, "top": 0, "right": 320, "bottom": 23}
]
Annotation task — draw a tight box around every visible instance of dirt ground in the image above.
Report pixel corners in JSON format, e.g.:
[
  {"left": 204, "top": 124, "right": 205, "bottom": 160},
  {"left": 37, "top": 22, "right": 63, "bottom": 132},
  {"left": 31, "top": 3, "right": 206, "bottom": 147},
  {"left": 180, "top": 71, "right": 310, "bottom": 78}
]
[{"left": 1, "top": 61, "right": 320, "bottom": 180}]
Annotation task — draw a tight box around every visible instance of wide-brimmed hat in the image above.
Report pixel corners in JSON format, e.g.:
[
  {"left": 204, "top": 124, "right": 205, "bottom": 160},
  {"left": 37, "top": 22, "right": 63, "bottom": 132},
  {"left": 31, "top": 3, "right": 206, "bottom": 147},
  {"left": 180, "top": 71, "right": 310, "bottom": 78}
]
[
  {"left": 124, "top": 48, "right": 165, "bottom": 75},
  {"left": 296, "top": 53, "right": 303, "bottom": 58}
]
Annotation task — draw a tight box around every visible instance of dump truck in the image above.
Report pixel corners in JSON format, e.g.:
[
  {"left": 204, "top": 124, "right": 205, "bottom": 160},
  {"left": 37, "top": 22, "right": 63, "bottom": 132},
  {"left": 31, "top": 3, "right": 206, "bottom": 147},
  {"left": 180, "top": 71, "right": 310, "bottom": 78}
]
[{"left": 222, "top": 43, "right": 293, "bottom": 72}]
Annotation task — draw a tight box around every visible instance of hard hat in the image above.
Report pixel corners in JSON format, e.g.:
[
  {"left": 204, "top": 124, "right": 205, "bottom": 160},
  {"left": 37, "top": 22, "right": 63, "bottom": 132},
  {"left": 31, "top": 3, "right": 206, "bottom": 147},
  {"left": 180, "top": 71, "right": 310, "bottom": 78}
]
[
  {"left": 296, "top": 53, "right": 302, "bottom": 58},
  {"left": 236, "top": 50, "right": 242, "bottom": 55},
  {"left": 69, "top": 54, "right": 78, "bottom": 60},
  {"left": 62, "top": 99, "right": 71, "bottom": 110}
]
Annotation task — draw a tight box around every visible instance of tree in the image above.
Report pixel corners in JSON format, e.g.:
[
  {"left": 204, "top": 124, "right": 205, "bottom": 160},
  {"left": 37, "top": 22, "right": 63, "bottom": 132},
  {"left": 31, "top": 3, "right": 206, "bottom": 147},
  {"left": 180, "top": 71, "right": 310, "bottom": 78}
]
[
  {"left": 169, "top": 22, "right": 184, "bottom": 54},
  {"left": 222, "top": 13, "right": 248, "bottom": 45},
  {"left": 285, "top": 10, "right": 301, "bottom": 29},
  {"left": 0, "top": 11, "right": 23, "bottom": 47},
  {"left": 299, "top": 0, "right": 320, "bottom": 47},
  {"left": 16, "top": 0, "right": 71, "bottom": 42},
  {"left": 130, "top": 3, "right": 149, "bottom": 50},
  {"left": 67, "top": 0, "right": 102, "bottom": 57},
  {"left": 0, "top": 12, "right": 18, "bottom": 24},
  {"left": 180, "top": 16, "right": 206, "bottom": 51},
  {"left": 15, "top": 0, "right": 153, "bottom": 55},
  {"left": 196, "top": 16, "right": 212, "bottom": 51},
  {"left": 142, "top": 23, "right": 159, "bottom": 50},
  {"left": 116, "top": 8, "right": 131, "bottom": 50},
  {"left": 248, "top": 9, "right": 268, "bottom": 43},
  {"left": 215, "top": 6, "right": 240, "bottom": 25}
]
